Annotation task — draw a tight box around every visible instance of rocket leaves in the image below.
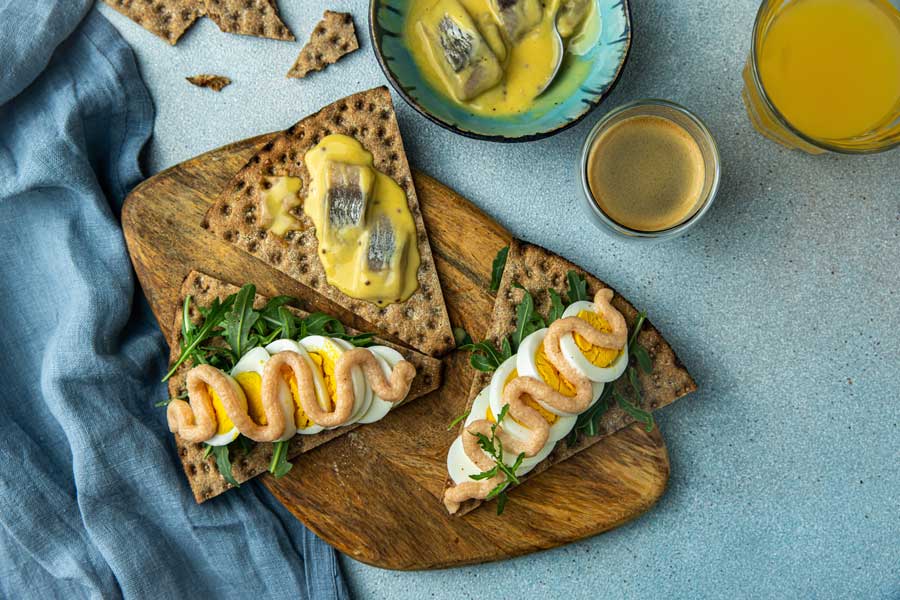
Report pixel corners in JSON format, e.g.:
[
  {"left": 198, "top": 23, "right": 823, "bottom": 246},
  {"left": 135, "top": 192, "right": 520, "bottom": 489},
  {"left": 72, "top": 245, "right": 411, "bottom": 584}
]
[
  {"left": 223, "top": 284, "right": 260, "bottom": 360},
  {"left": 489, "top": 246, "right": 509, "bottom": 292}
]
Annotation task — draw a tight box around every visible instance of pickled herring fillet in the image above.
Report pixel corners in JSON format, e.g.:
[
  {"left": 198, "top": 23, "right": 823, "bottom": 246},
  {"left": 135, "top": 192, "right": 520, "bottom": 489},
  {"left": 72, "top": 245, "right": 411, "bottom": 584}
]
[
  {"left": 367, "top": 215, "right": 396, "bottom": 271},
  {"left": 324, "top": 161, "right": 373, "bottom": 229},
  {"left": 490, "top": 0, "right": 543, "bottom": 41},
  {"left": 416, "top": 0, "right": 503, "bottom": 101},
  {"left": 557, "top": 0, "right": 592, "bottom": 38}
]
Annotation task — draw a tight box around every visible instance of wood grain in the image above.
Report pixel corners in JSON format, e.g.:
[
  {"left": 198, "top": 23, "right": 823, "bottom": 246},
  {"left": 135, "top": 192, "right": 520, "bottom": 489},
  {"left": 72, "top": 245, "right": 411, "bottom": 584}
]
[{"left": 122, "top": 134, "right": 671, "bottom": 570}]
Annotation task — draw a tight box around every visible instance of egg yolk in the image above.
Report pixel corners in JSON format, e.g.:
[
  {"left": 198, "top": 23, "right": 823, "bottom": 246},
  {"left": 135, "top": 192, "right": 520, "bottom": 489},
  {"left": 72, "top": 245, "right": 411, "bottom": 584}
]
[
  {"left": 308, "top": 351, "right": 337, "bottom": 411},
  {"left": 235, "top": 371, "right": 267, "bottom": 426},
  {"left": 207, "top": 384, "right": 246, "bottom": 435},
  {"left": 503, "top": 368, "right": 559, "bottom": 425},
  {"left": 574, "top": 309, "right": 620, "bottom": 367},
  {"left": 533, "top": 345, "right": 577, "bottom": 398},
  {"left": 287, "top": 374, "right": 315, "bottom": 429}
]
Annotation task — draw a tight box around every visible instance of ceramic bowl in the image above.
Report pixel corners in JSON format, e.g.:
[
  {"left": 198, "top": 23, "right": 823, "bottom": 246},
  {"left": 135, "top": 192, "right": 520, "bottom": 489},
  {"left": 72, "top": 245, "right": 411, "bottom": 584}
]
[{"left": 369, "top": 0, "right": 632, "bottom": 142}]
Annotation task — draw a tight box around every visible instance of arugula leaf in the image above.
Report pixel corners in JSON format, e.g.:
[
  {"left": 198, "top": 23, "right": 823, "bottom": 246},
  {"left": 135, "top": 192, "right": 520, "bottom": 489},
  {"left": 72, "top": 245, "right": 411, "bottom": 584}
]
[
  {"left": 203, "top": 444, "right": 214, "bottom": 459},
  {"left": 489, "top": 246, "right": 509, "bottom": 292},
  {"left": 511, "top": 288, "right": 546, "bottom": 350},
  {"left": 633, "top": 344, "right": 652, "bottom": 374},
  {"left": 162, "top": 295, "right": 233, "bottom": 382},
  {"left": 222, "top": 284, "right": 260, "bottom": 359},
  {"left": 459, "top": 338, "right": 511, "bottom": 372},
  {"left": 453, "top": 327, "right": 473, "bottom": 347},
  {"left": 565, "top": 270, "right": 589, "bottom": 304},
  {"left": 155, "top": 390, "right": 187, "bottom": 408},
  {"left": 303, "top": 313, "right": 373, "bottom": 347},
  {"left": 235, "top": 434, "right": 255, "bottom": 456},
  {"left": 470, "top": 466, "right": 498, "bottom": 481},
  {"left": 614, "top": 388, "right": 654, "bottom": 432},
  {"left": 304, "top": 312, "right": 345, "bottom": 336},
  {"left": 269, "top": 440, "right": 293, "bottom": 477},
  {"left": 547, "top": 289, "right": 566, "bottom": 324},
  {"left": 447, "top": 410, "right": 470, "bottom": 431},
  {"left": 495, "top": 491, "right": 509, "bottom": 515},
  {"left": 211, "top": 445, "right": 239, "bottom": 487}
]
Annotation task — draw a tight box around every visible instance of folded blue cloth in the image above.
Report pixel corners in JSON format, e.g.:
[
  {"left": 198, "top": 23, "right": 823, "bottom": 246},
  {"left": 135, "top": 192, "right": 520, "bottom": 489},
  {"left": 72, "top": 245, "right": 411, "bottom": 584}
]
[{"left": 0, "top": 5, "right": 348, "bottom": 598}]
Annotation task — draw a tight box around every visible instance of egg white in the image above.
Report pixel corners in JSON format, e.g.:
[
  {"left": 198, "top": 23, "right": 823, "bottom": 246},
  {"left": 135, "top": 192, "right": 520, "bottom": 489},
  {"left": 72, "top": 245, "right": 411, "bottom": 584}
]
[
  {"left": 559, "top": 301, "right": 629, "bottom": 383},
  {"left": 332, "top": 338, "right": 375, "bottom": 424},
  {"left": 231, "top": 346, "right": 296, "bottom": 442},
  {"left": 355, "top": 346, "right": 403, "bottom": 425},
  {"left": 447, "top": 386, "right": 555, "bottom": 485},
  {"left": 487, "top": 354, "right": 578, "bottom": 444},
  {"left": 515, "top": 328, "right": 604, "bottom": 417},
  {"left": 300, "top": 336, "right": 369, "bottom": 428},
  {"left": 264, "top": 339, "right": 326, "bottom": 435}
]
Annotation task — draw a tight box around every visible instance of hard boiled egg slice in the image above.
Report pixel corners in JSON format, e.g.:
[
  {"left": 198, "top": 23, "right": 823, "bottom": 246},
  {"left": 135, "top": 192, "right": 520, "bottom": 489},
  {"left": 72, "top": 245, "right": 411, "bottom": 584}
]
[
  {"left": 559, "top": 301, "right": 629, "bottom": 383},
  {"left": 447, "top": 387, "right": 555, "bottom": 485},
  {"left": 332, "top": 339, "right": 375, "bottom": 424},
  {"left": 300, "top": 336, "right": 368, "bottom": 428},
  {"left": 203, "top": 375, "right": 246, "bottom": 447},
  {"left": 516, "top": 328, "right": 604, "bottom": 417},
  {"left": 488, "top": 354, "right": 577, "bottom": 443},
  {"left": 231, "top": 346, "right": 296, "bottom": 442},
  {"left": 356, "top": 346, "right": 404, "bottom": 425},
  {"left": 265, "top": 339, "right": 326, "bottom": 435}
]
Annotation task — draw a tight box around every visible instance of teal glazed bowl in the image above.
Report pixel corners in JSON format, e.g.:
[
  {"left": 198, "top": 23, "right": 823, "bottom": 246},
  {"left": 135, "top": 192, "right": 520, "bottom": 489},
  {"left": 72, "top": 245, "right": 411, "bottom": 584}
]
[{"left": 369, "top": 0, "right": 632, "bottom": 142}]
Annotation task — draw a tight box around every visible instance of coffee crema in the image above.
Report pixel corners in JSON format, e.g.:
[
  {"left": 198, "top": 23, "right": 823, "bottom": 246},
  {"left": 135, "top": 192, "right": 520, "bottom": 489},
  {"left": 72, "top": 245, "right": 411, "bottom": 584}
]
[{"left": 586, "top": 115, "right": 705, "bottom": 232}]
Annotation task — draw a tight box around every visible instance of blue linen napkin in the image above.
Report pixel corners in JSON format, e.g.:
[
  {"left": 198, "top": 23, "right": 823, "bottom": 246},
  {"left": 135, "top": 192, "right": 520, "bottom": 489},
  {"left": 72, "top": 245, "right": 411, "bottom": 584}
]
[{"left": 0, "top": 4, "right": 349, "bottom": 598}]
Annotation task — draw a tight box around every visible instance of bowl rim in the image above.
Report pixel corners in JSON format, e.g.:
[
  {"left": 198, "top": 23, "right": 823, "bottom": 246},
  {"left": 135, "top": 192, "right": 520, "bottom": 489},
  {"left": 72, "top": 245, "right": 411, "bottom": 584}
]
[{"left": 368, "top": 0, "right": 633, "bottom": 143}]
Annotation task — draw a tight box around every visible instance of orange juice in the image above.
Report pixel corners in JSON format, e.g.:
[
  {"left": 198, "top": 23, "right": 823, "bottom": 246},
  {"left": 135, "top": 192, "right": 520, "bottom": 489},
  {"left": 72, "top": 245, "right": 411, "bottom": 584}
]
[{"left": 757, "top": 0, "right": 900, "bottom": 141}]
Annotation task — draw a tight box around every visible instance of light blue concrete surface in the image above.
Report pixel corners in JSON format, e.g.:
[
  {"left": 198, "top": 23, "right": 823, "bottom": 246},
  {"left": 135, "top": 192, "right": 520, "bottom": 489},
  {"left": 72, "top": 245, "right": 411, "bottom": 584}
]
[{"left": 98, "top": 0, "right": 899, "bottom": 598}]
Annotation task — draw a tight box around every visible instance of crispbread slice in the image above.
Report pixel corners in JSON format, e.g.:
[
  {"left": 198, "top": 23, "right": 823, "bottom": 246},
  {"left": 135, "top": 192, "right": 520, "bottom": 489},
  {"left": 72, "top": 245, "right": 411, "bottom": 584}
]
[
  {"left": 442, "top": 240, "right": 697, "bottom": 516},
  {"left": 204, "top": 0, "right": 294, "bottom": 41},
  {"left": 287, "top": 11, "right": 359, "bottom": 78},
  {"left": 168, "top": 271, "right": 442, "bottom": 503},
  {"left": 103, "top": 0, "right": 203, "bottom": 44},
  {"left": 186, "top": 74, "right": 231, "bottom": 91},
  {"left": 203, "top": 87, "right": 454, "bottom": 357},
  {"left": 102, "top": 0, "right": 293, "bottom": 45}
]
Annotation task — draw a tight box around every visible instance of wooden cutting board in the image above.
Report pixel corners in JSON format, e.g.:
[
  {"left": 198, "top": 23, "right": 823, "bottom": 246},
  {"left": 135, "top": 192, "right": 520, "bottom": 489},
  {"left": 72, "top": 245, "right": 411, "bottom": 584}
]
[{"left": 122, "top": 133, "right": 670, "bottom": 570}]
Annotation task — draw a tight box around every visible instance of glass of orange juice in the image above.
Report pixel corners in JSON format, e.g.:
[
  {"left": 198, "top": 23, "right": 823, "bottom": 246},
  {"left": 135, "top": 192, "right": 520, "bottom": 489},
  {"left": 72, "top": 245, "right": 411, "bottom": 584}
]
[{"left": 742, "top": 0, "right": 900, "bottom": 154}]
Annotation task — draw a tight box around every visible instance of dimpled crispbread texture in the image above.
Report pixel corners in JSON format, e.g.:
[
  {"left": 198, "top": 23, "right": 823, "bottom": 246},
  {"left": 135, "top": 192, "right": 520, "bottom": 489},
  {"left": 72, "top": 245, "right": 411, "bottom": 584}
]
[
  {"left": 443, "top": 239, "right": 697, "bottom": 516},
  {"left": 166, "top": 271, "right": 443, "bottom": 503},
  {"left": 203, "top": 87, "right": 455, "bottom": 357},
  {"left": 203, "top": 0, "right": 294, "bottom": 41},
  {"left": 186, "top": 74, "right": 232, "bottom": 91},
  {"left": 103, "top": 0, "right": 203, "bottom": 44},
  {"left": 287, "top": 11, "right": 359, "bottom": 79},
  {"left": 102, "top": 0, "right": 293, "bottom": 45}
]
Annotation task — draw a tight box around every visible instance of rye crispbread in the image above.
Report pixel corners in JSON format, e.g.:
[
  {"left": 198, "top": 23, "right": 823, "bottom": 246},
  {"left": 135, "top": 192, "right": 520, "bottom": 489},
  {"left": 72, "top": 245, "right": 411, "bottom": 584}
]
[
  {"left": 186, "top": 74, "right": 232, "bottom": 91},
  {"left": 287, "top": 11, "right": 359, "bottom": 79},
  {"left": 203, "top": 87, "right": 454, "bottom": 357},
  {"left": 102, "top": 0, "right": 293, "bottom": 45},
  {"left": 168, "top": 271, "right": 442, "bottom": 503},
  {"left": 442, "top": 240, "right": 697, "bottom": 516}
]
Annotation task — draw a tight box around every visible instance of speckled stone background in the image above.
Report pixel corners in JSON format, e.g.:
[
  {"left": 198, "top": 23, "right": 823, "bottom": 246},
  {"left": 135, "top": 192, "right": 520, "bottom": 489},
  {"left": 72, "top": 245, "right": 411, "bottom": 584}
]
[{"left": 98, "top": 0, "right": 899, "bottom": 597}]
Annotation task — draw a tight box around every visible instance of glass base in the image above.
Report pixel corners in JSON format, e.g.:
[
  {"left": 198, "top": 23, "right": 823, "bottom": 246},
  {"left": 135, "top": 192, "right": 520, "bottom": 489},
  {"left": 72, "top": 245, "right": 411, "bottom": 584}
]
[{"left": 741, "top": 59, "right": 826, "bottom": 155}]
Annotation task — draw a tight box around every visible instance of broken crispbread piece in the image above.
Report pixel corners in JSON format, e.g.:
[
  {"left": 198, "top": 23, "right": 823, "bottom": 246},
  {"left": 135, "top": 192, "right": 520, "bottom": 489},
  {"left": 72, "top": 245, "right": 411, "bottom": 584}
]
[
  {"left": 168, "top": 271, "right": 443, "bottom": 503},
  {"left": 287, "top": 11, "right": 359, "bottom": 79},
  {"left": 186, "top": 74, "right": 232, "bottom": 91},
  {"left": 203, "top": 87, "right": 455, "bottom": 357},
  {"left": 204, "top": 0, "right": 294, "bottom": 41},
  {"left": 102, "top": 0, "right": 293, "bottom": 45},
  {"left": 442, "top": 240, "right": 697, "bottom": 516}
]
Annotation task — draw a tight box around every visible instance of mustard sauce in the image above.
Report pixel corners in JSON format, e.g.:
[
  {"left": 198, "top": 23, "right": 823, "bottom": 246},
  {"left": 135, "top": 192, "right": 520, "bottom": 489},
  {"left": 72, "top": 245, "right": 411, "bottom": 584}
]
[
  {"left": 303, "top": 134, "right": 420, "bottom": 306},
  {"left": 406, "top": 0, "right": 594, "bottom": 116}
]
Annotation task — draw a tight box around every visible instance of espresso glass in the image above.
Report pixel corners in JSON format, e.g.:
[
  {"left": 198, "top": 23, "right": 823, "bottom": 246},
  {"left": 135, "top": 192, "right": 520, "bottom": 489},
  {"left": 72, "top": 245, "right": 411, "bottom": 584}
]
[{"left": 579, "top": 99, "right": 721, "bottom": 241}]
